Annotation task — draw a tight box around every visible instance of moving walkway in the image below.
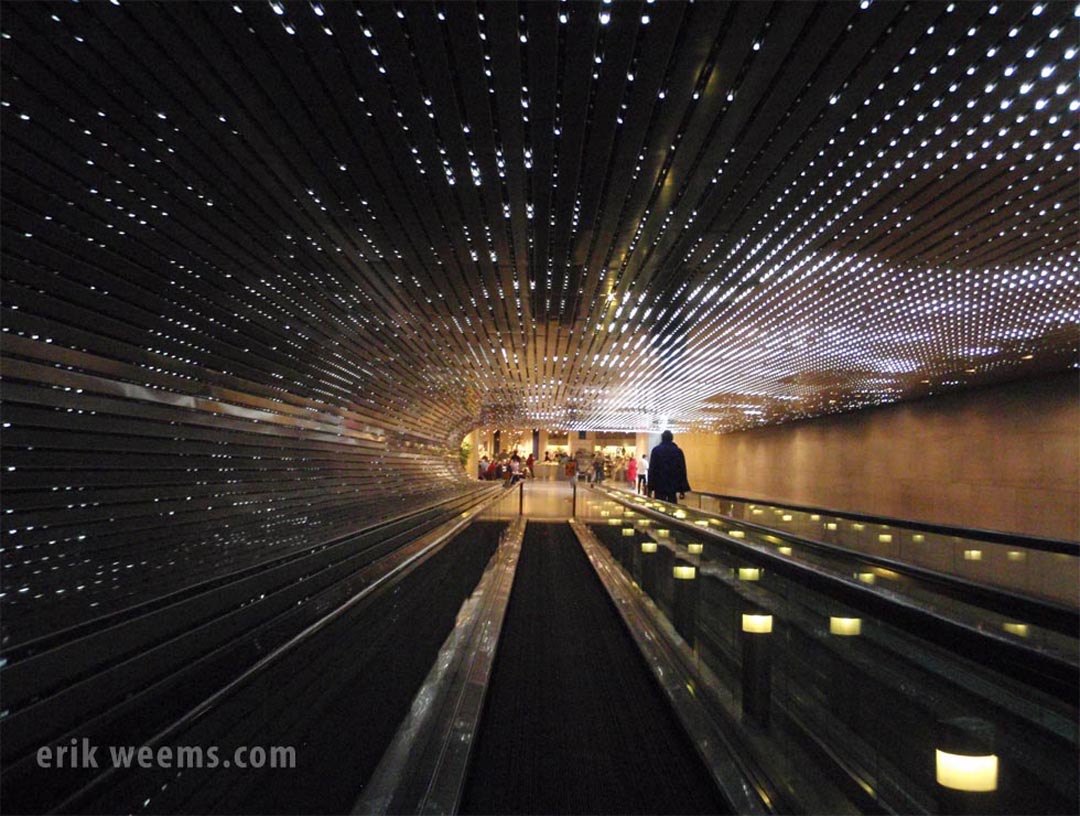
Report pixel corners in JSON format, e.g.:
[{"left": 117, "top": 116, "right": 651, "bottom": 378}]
[{"left": 1, "top": 484, "right": 1074, "bottom": 814}]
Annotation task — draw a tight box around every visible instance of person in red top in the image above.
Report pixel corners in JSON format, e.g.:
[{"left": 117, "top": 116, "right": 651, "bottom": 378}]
[{"left": 626, "top": 455, "right": 637, "bottom": 488}]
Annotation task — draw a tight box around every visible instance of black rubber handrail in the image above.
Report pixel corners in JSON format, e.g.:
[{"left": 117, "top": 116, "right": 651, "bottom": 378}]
[
  {"left": 692, "top": 490, "right": 1079, "bottom": 555},
  {"left": 614, "top": 487, "right": 1077, "bottom": 634},
  {"left": 693, "top": 500, "right": 1079, "bottom": 636},
  {"left": 599, "top": 489, "right": 1079, "bottom": 703}
]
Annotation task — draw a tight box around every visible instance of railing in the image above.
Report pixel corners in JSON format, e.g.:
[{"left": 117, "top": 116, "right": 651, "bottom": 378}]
[
  {"left": 579, "top": 490, "right": 1078, "bottom": 815},
  {"left": 687, "top": 491, "right": 1078, "bottom": 607},
  {"left": 0, "top": 484, "right": 508, "bottom": 814},
  {"left": 689, "top": 491, "right": 1078, "bottom": 553}
]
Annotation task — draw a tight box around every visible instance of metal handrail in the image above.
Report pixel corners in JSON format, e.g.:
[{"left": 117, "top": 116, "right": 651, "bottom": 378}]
[
  {"left": 593, "top": 487, "right": 1079, "bottom": 701},
  {"left": 690, "top": 490, "right": 1078, "bottom": 554}
]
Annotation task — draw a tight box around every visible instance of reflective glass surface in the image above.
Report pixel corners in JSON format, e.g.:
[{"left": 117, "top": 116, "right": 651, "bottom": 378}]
[
  {"left": 592, "top": 487, "right": 1077, "bottom": 662},
  {"left": 692, "top": 493, "right": 1079, "bottom": 607},
  {"left": 580, "top": 489, "right": 1079, "bottom": 815}
]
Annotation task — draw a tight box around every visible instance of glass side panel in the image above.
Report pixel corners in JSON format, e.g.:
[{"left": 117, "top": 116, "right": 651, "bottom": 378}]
[
  {"left": 578, "top": 490, "right": 1079, "bottom": 816},
  {"left": 589, "top": 488, "right": 1077, "bottom": 661},
  {"left": 693, "top": 493, "right": 1078, "bottom": 606}
]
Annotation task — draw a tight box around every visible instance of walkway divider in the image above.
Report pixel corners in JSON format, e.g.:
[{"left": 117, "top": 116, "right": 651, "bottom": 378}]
[
  {"left": 46, "top": 494, "right": 507, "bottom": 815},
  {"left": 354, "top": 517, "right": 526, "bottom": 815},
  {"left": 568, "top": 518, "right": 773, "bottom": 815}
]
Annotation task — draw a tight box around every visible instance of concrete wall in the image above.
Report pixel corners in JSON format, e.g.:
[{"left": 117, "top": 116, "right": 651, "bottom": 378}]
[{"left": 679, "top": 373, "right": 1079, "bottom": 541}]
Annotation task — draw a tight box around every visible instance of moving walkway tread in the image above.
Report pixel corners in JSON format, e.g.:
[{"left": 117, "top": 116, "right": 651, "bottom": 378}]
[{"left": 460, "top": 522, "right": 730, "bottom": 815}]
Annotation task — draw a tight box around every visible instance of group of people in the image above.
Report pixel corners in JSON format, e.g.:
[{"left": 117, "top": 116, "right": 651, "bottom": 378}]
[
  {"left": 478, "top": 451, "right": 535, "bottom": 484},
  {"left": 476, "top": 429, "right": 691, "bottom": 504}
]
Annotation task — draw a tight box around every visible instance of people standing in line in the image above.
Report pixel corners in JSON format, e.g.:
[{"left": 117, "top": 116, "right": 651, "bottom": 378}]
[
  {"left": 648, "top": 431, "right": 690, "bottom": 503},
  {"left": 626, "top": 454, "right": 637, "bottom": 490},
  {"left": 636, "top": 454, "right": 649, "bottom": 495}
]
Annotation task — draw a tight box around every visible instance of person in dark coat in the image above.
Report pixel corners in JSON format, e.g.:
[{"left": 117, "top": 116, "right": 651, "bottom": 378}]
[{"left": 648, "top": 430, "right": 690, "bottom": 503}]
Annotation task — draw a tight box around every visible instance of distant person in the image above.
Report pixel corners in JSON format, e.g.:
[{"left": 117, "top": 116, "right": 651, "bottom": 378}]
[
  {"left": 636, "top": 454, "right": 648, "bottom": 495},
  {"left": 509, "top": 454, "right": 523, "bottom": 484},
  {"left": 544, "top": 451, "right": 552, "bottom": 462},
  {"left": 648, "top": 431, "right": 690, "bottom": 503},
  {"left": 525, "top": 453, "right": 535, "bottom": 475},
  {"left": 592, "top": 452, "right": 604, "bottom": 484},
  {"left": 478, "top": 456, "right": 489, "bottom": 480},
  {"left": 626, "top": 454, "right": 637, "bottom": 488},
  {"left": 574, "top": 448, "right": 589, "bottom": 481}
]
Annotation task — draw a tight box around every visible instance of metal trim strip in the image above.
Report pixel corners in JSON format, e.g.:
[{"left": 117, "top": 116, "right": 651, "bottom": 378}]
[
  {"left": 569, "top": 518, "right": 772, "bottom": 815},
  {"left": 353, "top": 517, "right": 526, "bottom": 815}
]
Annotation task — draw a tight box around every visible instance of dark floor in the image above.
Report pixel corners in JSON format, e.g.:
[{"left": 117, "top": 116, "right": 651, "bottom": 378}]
[{"left": 460, "top": 521, "right": 731, "bottom": 815}]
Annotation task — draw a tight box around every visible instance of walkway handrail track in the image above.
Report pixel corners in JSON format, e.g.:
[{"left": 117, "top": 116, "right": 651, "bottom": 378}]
[
  {"left": 571, "top": 519, "right": 773, "bottom": 815},
  {"left": 598, "top": 488, "right": 1078, "bottom": 702},
  {"left": 22, "top": 487, "right": 512, "bottom": 814},
  {"left": 3, "top": 484, "right": 501, "bottom": 661},
  {"left": 691, "top": 490, "right": 1079, "bottom": 555},
  {"left": 0, "top": 486, "right": 506, "bottom": 769},
  {"left": 354, "top": 517, "right": 527, "bottom": 815},
  {"left": 667, "top": 491, "right": 1078, "bottom": 633},
  {"left": 707, "top": 501, "right": 1077, "bottom": 634}
]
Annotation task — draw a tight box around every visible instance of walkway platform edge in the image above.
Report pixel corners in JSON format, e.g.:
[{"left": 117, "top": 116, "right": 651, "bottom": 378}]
[
  {"left": 353, "top": 518, "right": 526, "bottom": 815},
  {"left": 569, "top": 518, "right": 772, "bottom": 815}
]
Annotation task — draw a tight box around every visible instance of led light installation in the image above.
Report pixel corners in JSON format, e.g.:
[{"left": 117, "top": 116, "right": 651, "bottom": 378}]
[{"left": 0, "top": 1, "right": 1077, "bottom": 639}]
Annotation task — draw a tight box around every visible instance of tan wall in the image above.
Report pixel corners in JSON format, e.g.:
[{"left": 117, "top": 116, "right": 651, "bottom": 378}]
[{"left": 680, "top": 374, "right": 1079, "bottom": 541}]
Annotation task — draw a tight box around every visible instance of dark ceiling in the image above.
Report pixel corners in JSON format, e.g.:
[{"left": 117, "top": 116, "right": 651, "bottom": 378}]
[{"left": 2, "top": 0, "right": 1077, "bottom": 435}]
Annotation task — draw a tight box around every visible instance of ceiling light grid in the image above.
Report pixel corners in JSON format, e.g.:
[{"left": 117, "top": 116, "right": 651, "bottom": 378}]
[{"left": 1, "top": 0, "right": 1075, "bottom": 443}]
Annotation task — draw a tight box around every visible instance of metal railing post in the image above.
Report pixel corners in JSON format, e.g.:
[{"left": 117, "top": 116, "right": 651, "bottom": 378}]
[{"left": 518, "top": 478, "right": 524, "bottom": 516}]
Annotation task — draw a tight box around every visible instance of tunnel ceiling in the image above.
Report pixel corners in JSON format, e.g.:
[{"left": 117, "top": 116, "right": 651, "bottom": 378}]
[{"left": 2, "top": 0, "right": 1077, "bottom": 436}]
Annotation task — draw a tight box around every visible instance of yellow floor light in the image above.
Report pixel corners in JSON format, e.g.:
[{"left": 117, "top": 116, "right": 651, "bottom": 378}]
[
  {"left": 936, "top": 751, "right": 998, "bottom": 792},
  {"left": 829, "top": 617, "right": 862, "bottom": 636},
  {"left": 742, "top": 614, "right": 773, "bottom": 633}
]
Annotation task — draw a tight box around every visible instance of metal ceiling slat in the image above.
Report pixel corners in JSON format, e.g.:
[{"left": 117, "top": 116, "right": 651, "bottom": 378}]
[{"left": 2, "top": 1, "right": 1077, "bottom": 644}]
